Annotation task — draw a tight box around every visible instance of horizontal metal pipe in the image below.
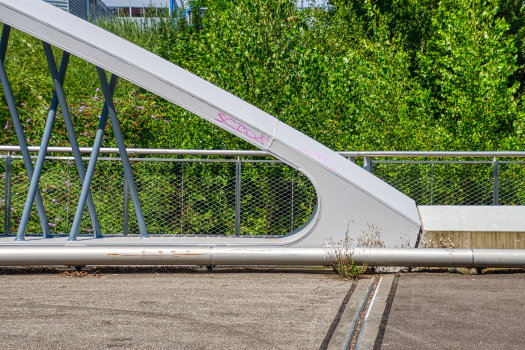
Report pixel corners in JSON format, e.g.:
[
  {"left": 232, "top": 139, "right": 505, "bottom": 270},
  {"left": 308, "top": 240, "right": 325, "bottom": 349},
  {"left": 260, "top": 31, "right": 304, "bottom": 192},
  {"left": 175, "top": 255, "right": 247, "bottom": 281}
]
[
  {"left": 0, "top": 146, "right": 271, "bottom": 157},
  {"left": 0, "top": 246, "right": 212, "bottom": 266},
  {"left": 339, "top": 151, "right": 525, "bottom": 158},
  {"left": 0, "top": 247, "right": 524, "bottom": 268},
  {"left": 0, "top": 146, "right": 524, "bottom": 158}
]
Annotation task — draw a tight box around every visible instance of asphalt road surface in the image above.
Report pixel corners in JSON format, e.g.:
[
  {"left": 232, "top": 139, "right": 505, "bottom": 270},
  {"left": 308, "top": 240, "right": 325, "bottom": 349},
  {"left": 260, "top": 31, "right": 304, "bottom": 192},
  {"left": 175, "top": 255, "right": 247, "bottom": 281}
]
[
  {"left": 1, "top": 267, "right": 525, "bottom": 350},
  {"left": 0, "top": 266, "right": 348, "bottom": 350},
  {"left": 380, "top": 272, "right": 525, "bottom": 350}
]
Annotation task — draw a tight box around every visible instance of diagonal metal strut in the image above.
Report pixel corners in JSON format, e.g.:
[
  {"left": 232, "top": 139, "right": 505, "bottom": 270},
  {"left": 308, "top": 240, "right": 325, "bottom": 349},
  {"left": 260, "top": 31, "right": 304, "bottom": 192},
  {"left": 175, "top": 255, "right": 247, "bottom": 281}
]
[
  {"left": 0, "top": 25, "right": 51, "bottom": 240},
  {"left": 16, "top": 51, "right": 70, "bottom": 240},
  {"left": 69, "top": 74, "right": 118, "bottom": 240},
  {"left": 42, "top": 42, "right": 102, "bottom": 240},
  {"left": 96, "top": 67, "right": 148, "bottom": 238}
]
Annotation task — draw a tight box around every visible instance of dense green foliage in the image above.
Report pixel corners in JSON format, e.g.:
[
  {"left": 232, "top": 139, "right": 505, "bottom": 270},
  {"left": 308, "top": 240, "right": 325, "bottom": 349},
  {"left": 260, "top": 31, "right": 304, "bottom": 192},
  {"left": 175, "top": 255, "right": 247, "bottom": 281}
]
[
  {"left": 1, "top": 0, "right": 524, "bottom": 152},
  {"left": 1, "top": 0, "right": 525, "bottom": 235}
]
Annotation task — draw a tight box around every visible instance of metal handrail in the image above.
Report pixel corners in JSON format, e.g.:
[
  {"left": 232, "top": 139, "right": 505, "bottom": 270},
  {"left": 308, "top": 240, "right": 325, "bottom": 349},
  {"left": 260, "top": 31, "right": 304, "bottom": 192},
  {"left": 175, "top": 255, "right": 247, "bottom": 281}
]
[
  {"left": 0, "top": 146, "right": 524, "bottom": 158},
  {"left": 339, "top": 151, "right": 525, "bottom": 157}
]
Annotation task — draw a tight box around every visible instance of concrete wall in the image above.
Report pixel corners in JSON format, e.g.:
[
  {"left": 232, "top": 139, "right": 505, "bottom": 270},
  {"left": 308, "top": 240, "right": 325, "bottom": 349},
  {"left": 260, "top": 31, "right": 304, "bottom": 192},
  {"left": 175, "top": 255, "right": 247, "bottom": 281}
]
[
  {"left": 418, "top": 206, "right": 525, "bottom": 249},
  {"left": 421, "top": 231, "right": 525, "bottom": 249}
]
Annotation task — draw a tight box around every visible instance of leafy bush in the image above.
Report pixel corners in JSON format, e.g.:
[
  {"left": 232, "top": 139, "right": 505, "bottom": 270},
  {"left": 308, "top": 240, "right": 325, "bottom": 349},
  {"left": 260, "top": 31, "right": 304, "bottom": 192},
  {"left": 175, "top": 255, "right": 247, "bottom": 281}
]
[
  {"left": 0, "top": 0, "right": 524, "bottom": 235},
  {"left": 1, "top": 0, "right": 524, "bottom": 152}
]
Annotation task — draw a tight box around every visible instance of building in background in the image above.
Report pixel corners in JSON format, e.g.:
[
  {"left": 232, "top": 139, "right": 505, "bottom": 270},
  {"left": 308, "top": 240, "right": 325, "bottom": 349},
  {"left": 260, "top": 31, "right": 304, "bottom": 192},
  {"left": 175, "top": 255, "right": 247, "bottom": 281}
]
[
  {"left": 103, "top": 0, "right": 184, "bottom": 17},
  {"left": 43, "top": 0, "right": 112, "bottom": 20}
]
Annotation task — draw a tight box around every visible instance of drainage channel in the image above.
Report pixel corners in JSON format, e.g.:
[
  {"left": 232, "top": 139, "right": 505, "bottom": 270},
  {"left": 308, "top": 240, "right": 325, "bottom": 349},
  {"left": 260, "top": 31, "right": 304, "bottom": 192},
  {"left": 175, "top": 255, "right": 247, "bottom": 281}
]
[{"left": 323, "top": 274, "right": 400, "bottom": 350}]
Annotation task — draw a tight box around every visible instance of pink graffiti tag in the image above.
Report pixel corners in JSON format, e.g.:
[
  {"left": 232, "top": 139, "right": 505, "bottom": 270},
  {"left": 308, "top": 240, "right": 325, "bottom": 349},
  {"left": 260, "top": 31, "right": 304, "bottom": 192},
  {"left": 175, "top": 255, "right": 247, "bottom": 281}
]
[
  {"left": 215, "top": 113, "right": 269, "bottom": 146},
  {"left": 300, "top": 147, "right": 337, "bottom": 171}
]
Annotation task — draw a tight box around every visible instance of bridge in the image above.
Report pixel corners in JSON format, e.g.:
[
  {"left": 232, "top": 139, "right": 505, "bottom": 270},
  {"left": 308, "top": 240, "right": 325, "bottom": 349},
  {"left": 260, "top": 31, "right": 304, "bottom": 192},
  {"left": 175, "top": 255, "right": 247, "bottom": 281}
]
[{"left": 0, "top": 0, "right": 524, "bottom": 268}]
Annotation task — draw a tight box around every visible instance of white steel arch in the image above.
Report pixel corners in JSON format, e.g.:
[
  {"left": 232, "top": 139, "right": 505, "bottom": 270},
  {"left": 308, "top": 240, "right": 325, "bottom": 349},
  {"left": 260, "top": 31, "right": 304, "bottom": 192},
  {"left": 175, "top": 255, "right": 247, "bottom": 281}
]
[{"left": 0, "top": 0, "right": 420, "bottom": 249}]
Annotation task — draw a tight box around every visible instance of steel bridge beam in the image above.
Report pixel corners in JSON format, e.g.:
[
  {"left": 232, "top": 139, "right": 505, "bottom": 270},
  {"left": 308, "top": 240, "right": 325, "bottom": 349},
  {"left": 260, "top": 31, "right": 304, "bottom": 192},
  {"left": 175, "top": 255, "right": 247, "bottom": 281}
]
[{"left": 0, "top": 1, "right": 423, "bottom": 248}]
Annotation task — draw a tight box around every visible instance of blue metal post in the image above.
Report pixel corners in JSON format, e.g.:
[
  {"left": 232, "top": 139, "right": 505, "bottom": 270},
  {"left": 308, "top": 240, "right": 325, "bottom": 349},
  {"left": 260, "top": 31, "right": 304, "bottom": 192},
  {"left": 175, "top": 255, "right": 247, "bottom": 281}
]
[
  {"left": 16, "top": 52, "right": 70, "bottom": 239},
  {"left": 0, "top": 25, "right": 51, "bottom": 240},
  {"left": 3, "top": 155, "right": 11, "bottom": 235},
  {"left": 96, "top": 67, "right": 148, "bottom": 238},
  {"left": 69, "top": 74, "right": 118, "bottom": 240},
  {"left": 42, "top": 42, "right": 102, "bottom": 240},
  {"left": 123, "top": 174, "right": 129, "bottom": 235},
  {"left": 493, "top": 157, "right": 499, "bottom": 206}
]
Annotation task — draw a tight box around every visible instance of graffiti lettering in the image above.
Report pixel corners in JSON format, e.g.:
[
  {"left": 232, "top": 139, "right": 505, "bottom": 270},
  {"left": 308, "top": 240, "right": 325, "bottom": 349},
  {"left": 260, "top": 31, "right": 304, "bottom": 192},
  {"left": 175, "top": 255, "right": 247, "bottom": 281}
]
[
  {"left": 216, "top": 113, "right": 269, "bottom": 146},
  {"left": 300, "top": 147, "right": 337, "bottom": 171}
]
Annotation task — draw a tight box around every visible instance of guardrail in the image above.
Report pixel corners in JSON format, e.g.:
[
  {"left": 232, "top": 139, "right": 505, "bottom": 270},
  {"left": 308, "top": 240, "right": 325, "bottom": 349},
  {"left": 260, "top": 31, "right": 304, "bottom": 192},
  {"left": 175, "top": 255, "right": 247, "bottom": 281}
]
[
  {"left": 0, "top": 146, "right": 524, "bottom": 236},
  {"left": 1, "top": 146, "right": 524, "bottom": 157}
]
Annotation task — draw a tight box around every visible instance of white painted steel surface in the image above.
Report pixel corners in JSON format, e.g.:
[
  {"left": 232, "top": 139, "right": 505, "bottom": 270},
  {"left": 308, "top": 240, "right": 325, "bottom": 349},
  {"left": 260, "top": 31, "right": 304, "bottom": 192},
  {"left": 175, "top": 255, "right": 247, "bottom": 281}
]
[
  {"left": 0, "top": 0, "right": 420, "bottom": 250},
  {"left": 419, "top": 206, "right": 525, "bottom": 233}
]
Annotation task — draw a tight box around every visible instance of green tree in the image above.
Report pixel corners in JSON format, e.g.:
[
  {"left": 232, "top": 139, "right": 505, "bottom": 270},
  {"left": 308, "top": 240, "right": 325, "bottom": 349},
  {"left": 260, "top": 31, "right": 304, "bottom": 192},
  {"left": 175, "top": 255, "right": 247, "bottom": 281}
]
[{"left": 418, "top": 0, "right": 524, "bottom": 150}]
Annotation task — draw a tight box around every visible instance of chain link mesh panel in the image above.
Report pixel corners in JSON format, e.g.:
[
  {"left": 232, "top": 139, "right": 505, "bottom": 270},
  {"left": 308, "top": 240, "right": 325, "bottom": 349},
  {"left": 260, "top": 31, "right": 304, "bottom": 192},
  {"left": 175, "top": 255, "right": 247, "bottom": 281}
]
[
  {"left": 374, "top": 161, "right": 524, "bottom": 205},
  {"left": 240, "top": 161, "right": 317, "bottom": 235},
  {"left": 3, "top": 157, "right": 525, "bottom": 237},
  {"left": 126, "top": 160, "right": 237, "bottom": 235},
  {"left": 10, "top": 158, "right": 71, "bottom": 234},
  {"left": 75, "top": 159, "right": 125, "bottom": 234},
  {"left": 499, "top": 162, "right": 525, "bottom": 205}
]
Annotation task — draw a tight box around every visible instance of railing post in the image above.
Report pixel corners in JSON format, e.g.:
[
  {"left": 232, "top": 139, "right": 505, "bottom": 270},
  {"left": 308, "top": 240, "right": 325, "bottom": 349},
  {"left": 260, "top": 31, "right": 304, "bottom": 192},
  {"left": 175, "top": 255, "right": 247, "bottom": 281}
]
[
  {"left": 123, "top": 173, "right": 129, "bottom": 235},
  {"left": 235, "top": 157, "right": 241, "bottom": 236},
  {"left": 4, "top": 155, "right": 11, "bottom": 235},
  {"left": 180, "top": 162, "right": 184, "bottom": 234},
  {"left": 290, "top": 168, "right": 294, "bottom": 233},
  {"left": 347, "top": 157, "right": 355, "bottom": 163},
  {"left": 431, "top": 163, "right": 434, "bottom": 205},
  {"left": 493, "top": 157, "right": 499, "bottom": 205},
  {"left": 363, "top": 156, "right": 373, "bottom": 173}
]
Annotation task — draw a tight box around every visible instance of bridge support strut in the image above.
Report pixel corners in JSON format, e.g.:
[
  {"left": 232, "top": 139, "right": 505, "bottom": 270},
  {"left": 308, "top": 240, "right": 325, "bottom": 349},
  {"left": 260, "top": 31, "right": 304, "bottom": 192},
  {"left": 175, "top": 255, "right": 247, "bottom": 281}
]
[
  {"left": 0, "top": 25, "right": 51, "bottom": 240},
  {"left": 95, "top": 67, "right": 148, "bottom": 238},
  {"left": 0, "top": 23, "right": 149, "bottom": 239}
]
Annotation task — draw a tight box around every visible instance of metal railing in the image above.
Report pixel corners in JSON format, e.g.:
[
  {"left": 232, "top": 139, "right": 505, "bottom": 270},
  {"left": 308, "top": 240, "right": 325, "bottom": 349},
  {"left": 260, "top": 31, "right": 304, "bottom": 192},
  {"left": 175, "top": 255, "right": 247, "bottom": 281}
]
[
  {"left": 0, "top": 147, "right": 524, "bottom": 236},
  {"left": 0, "top": 151, "right": 316, "bottom": 236}
]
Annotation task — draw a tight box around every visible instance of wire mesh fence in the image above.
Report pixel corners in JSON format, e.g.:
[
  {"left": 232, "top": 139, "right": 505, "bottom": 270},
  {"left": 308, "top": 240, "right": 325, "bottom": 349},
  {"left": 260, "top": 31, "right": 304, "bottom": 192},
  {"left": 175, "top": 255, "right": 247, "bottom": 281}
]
[
  {"left": 2, "top": 156, "right": 317, "bottom": 236},
  {"left": 373, "top": 160, "right": 525, "bottom": 206},
  {"left": 0, "top": 156, "right": 523, "bottom": 236}
]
